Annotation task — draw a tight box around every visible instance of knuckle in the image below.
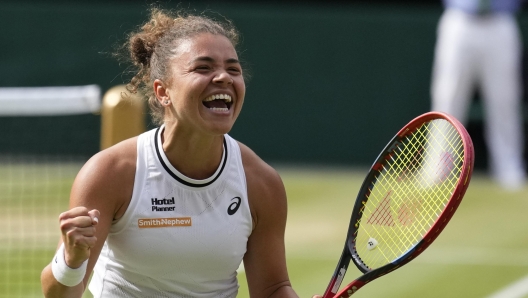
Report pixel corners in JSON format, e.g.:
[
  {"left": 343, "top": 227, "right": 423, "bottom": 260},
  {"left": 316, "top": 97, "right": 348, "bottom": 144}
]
[
  {"left": 65, "top": 228, "right": 76, "bottom": 239},
  {"left": 65, "top": 227, "right": 83, "bottom": 240},
  {"left": 58, "top": 211, "right": 69, "bottom": 221},
  {"left": 59, "top": 220, "right": 73, "bottom": 232}
]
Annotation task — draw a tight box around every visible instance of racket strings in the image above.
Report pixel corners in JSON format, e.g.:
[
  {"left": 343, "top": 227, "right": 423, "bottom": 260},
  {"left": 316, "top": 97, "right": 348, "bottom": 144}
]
[
  {"left": 364, "top": 174, "right": 430, "bottom": 263},
  {"left": 355, "top": 119, "right": 465, "bottom": 269}
]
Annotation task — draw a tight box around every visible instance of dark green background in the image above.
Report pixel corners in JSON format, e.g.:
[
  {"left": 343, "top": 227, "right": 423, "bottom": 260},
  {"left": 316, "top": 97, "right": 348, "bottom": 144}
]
[{"left": 0, "top": 1, "right": 525, "bottom": 168}]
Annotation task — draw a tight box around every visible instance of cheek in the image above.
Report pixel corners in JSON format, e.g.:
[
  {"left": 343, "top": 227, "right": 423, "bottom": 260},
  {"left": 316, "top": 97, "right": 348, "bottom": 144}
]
[
  {"left": 235, "top": 81, "right": 246, "bottom": 102},
  {"left": 168, "top": 83, "right": 198, "bottom": 106}
]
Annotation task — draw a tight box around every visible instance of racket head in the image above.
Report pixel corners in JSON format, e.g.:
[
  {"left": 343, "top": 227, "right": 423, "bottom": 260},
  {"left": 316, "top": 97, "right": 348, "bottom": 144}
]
[{"left": 330, "top": 112, "right": 474, "bottom": 297}]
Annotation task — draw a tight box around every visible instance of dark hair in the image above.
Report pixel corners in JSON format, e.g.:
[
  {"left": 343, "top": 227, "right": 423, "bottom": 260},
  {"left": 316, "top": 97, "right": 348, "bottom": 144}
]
[{"left": 123, "top": 7, "right": 241, "bottom": 125}]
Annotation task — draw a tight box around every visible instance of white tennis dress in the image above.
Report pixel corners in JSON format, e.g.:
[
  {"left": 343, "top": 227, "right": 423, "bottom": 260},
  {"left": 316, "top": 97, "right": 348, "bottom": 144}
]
[{"left": 89, "top": 126, "right": 252, "bottom": 298}]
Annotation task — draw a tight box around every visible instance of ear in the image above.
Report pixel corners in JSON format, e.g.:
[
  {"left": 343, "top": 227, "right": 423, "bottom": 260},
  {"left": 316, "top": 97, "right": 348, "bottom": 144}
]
[{"left": 153, "top": 79, "right": 171, "bottom": 106}]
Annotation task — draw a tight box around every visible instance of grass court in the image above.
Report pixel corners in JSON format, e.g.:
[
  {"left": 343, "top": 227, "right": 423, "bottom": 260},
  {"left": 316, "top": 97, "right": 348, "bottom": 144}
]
[{"left": 1, "top": 161, "right": 527, "bottom": 297}]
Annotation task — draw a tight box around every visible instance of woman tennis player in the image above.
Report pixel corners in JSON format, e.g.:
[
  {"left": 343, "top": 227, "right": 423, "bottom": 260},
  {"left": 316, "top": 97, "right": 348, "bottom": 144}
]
[{"left": 41, "top": 7, "right": 319, "bottom": 298}]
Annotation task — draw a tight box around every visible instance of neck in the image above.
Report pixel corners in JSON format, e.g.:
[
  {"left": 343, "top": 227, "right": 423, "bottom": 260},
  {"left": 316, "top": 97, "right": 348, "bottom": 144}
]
[{"left": 161, "top": 125, "right": 225, "bottom": 180}]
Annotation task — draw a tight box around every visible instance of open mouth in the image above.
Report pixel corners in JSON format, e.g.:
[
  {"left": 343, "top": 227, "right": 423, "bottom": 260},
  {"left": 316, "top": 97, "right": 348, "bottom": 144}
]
[{"left": 202, "top": 94, "right": 232, "bottom": 112}]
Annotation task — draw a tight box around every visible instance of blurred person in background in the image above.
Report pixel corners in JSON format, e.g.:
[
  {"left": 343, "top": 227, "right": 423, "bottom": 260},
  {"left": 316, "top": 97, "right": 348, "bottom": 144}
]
[{"left": 431, "top": 0, "right": 526, "bottom": 190}]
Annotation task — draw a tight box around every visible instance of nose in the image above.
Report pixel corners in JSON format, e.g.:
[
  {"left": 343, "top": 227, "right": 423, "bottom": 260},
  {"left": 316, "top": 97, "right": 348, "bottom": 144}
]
[{"left": 212, "top": 71, "right": 233, "bottom": 86}]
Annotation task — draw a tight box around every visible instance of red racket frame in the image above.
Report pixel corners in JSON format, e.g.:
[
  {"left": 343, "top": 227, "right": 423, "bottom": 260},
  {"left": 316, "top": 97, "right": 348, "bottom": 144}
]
[{"left": 322, "top": 112, "right": 474, "bottom": 298}]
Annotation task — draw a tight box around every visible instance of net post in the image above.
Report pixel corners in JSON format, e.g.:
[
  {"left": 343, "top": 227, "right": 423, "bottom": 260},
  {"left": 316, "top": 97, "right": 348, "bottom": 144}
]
[{"left": 100, "top": 85, "right": 146, "bottom": 150}]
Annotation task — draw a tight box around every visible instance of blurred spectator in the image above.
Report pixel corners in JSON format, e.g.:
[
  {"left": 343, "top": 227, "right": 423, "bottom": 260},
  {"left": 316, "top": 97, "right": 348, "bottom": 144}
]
[{"left": 431, "top": 0, "right": 526, "bottom": 190}]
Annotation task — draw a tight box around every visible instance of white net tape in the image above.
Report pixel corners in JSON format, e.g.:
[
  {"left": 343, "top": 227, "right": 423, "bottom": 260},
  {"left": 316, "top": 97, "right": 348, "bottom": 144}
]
[{"left": 0, "top": 85, "right": 101, "bottom": 116}]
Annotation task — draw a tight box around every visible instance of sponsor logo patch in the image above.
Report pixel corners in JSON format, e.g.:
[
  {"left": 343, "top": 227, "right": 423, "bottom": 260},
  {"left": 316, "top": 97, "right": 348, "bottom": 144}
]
[
  {"left": 151, "top": 197, "right": 175, "bottom": 212},
  {"left": 227, "top": 197, "right": 241, "bottom": 215},
  {"left": 138, "top": 217, "right": 192, "bottom": 228}
]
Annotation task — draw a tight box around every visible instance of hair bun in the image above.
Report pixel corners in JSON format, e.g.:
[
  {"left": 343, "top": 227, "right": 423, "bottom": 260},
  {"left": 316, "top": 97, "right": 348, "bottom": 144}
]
[{"left": 130, "top": 36, "right": 154, "bottom": 66}]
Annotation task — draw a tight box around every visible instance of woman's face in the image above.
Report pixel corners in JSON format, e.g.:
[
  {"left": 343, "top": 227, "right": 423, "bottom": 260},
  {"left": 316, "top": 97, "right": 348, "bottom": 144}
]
[{"left": 159, "top": 32, "right": 245, "bottom": 136}]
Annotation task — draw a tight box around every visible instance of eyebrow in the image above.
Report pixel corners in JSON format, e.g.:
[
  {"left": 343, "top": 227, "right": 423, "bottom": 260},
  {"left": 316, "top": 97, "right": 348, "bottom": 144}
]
[{"left": 190, "top": 56, "right": 240, "bottom": 64}]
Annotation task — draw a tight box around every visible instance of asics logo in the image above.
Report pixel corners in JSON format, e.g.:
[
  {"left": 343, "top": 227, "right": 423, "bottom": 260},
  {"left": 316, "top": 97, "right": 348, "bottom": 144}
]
[{"left": 227, "top": 197, "right": 241, "bottom": 215}]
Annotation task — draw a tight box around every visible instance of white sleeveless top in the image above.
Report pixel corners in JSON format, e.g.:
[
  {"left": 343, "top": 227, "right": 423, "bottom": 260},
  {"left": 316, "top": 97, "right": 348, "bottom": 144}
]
[{"left": 89, "top": 126, "right": 252, "bottom": 298}]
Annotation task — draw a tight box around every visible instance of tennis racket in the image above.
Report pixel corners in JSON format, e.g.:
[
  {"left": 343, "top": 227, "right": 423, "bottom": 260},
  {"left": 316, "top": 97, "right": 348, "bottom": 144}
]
[{"left": 322, "top": 111, "right": 474, "bottom": 298}]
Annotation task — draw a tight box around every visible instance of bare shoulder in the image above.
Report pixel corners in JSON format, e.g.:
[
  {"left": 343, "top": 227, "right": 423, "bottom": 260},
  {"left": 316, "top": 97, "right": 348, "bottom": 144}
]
[
  {"left": 237, "top": 141, "right": 284, "bottom": 196},
  {"left": 71, "top": 137, "right": 138, "bottom": 219},
  {"left": 83, "top": 138, "right": 137, "bottom": 176},
  {"left": 237, "top": 141, "right": 287, "bottom": 227}
]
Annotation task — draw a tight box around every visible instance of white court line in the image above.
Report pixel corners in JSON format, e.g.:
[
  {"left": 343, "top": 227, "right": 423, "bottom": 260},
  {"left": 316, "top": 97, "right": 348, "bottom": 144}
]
[{"left": 486, "top": 275, "right": 528, "bottom": 298}]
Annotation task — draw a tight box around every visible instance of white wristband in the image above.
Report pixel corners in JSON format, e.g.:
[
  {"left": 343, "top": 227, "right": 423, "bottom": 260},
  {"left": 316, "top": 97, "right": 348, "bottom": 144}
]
[{"left": 51, "top": 243, "right": 87, "bottom": 287}]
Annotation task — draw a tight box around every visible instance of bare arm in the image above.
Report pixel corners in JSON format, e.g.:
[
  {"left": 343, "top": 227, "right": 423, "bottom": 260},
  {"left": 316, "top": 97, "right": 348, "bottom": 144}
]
[
  {"left": 239, "top": 143, "right": 299, "bottom": 298},
  {"left": 41, "top": 138, "right": 136, "bottom": 298}
]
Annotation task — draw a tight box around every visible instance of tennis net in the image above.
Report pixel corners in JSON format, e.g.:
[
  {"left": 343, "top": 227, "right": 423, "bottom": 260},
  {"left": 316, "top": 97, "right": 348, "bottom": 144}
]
[{"left": 0, "top": 85, "right": 101, "bottom": 298}]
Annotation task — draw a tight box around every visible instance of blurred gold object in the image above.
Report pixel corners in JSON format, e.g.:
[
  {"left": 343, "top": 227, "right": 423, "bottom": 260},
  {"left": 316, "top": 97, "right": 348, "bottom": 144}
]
[{"left": 100, "top": 85, "right": 146, "bottom": 150}]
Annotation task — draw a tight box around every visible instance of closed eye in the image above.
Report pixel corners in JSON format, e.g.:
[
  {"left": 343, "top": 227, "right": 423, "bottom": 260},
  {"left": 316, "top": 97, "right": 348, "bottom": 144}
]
[
  {"left": 194, "top": 65, "right": 212, "bottom": 72},
  {"left": 228, "top": 67, "right": 242, "bottom": 74}
]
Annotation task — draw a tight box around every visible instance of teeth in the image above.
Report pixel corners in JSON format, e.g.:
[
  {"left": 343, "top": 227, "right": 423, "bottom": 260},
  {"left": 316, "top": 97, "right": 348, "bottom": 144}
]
[
  {"left": 210, "top": 107, "right": 228, "bottom": 112},
  {"left": 203, "top": 94, "right": 232, "bottom": 103}
]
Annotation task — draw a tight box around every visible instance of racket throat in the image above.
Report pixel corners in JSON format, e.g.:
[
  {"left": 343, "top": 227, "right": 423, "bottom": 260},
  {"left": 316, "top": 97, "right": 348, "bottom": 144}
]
[
  {"left": 323, "top": 266, "right": 348, "bottom": 298},
  {"left": 332, "top": 267, "right": 347, "bottom": 293},
  {"left": 323, "top": 248, "right": 351, "bottom": 298}
]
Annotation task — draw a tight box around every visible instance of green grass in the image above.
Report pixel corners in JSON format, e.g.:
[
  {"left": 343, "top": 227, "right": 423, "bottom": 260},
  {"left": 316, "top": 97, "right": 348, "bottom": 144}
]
[
  {"left": 0, "top": 159, "right": 82, "bottom": 298},
  {"left": 238, "top": 168, "right": 528, "bottom": 298},
  {"left": 1, "top": 161, "right": 528, "bottom": 297}
]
